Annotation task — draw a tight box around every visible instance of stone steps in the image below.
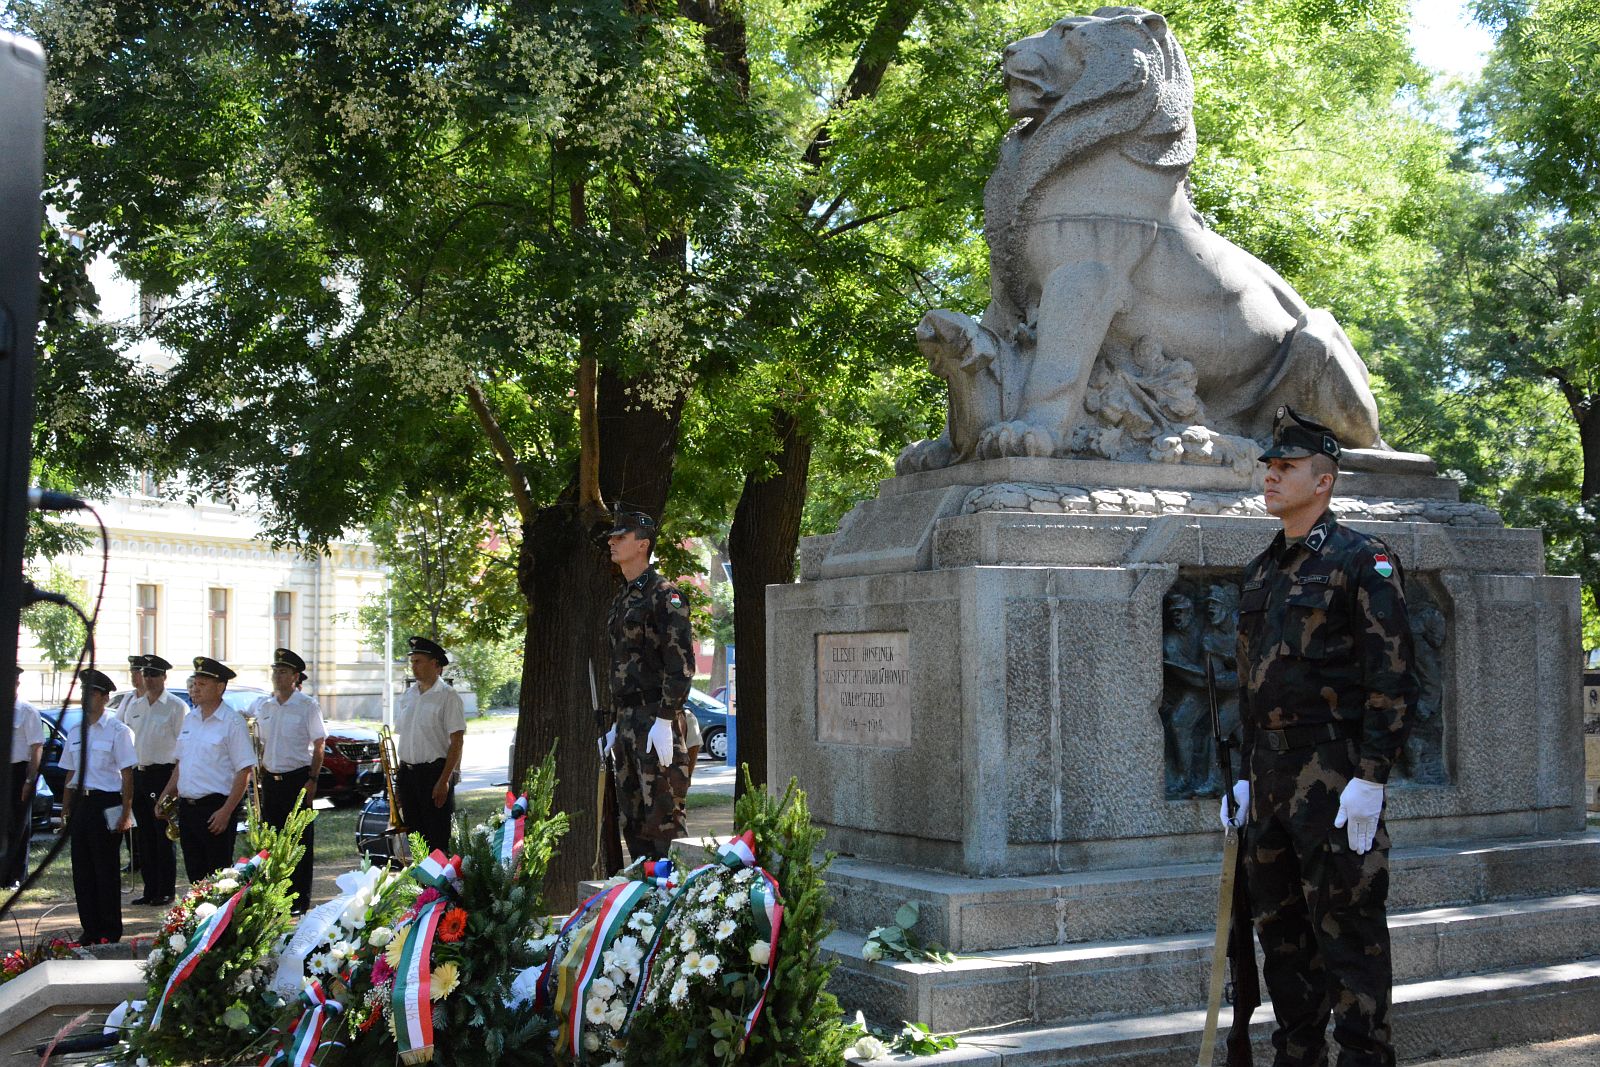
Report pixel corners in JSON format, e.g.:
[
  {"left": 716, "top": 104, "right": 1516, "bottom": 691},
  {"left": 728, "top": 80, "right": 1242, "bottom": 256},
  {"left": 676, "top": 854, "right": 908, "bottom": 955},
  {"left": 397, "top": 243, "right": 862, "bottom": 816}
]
[
  {"left": 822, "top": 832, "right": 1600, "bottom": 953},
  {"left": 826, "top": 892, "right": 1600, "bottom": 1034},
  {"left": 849, "top": 959, "right": 1600, "bottom": 1066}
]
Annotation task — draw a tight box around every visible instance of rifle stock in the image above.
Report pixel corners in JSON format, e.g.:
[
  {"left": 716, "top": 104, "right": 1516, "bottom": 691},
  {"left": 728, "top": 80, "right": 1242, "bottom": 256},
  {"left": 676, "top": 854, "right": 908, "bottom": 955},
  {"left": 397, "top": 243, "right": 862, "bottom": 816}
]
[{"left": 1208, "top": 653, "right": 1259, "bottom": 1065}]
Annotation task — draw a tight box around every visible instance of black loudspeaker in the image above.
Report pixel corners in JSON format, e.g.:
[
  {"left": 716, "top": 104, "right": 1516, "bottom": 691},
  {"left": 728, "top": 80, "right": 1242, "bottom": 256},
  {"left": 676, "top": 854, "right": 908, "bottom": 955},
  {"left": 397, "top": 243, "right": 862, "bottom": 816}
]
[{"left": 0, "top": 32, "right": 48, "bottom": 860}]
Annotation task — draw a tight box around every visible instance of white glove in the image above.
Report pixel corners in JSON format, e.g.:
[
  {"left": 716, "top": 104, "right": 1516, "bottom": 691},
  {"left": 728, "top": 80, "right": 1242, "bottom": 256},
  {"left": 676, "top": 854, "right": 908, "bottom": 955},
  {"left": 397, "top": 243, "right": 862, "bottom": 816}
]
[
  {"left": 1219, "top": 779, "right": 1249, "bottom": 830},
  {"left": 598, "top": 727, "right": 616, "bottom": 758},
  {"left": 646, "top": 717, "right": 674, "bottom": 764},
  {"left": 1333, "top": 778, "right": 1385, "bottom": 854}
]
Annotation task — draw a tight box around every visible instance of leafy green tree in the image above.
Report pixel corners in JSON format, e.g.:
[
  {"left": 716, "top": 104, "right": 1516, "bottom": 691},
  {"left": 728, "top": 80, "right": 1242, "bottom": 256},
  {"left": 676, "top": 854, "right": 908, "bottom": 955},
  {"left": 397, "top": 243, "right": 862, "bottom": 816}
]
[{"left": 21, "top": 565, "right": 87, "bottom": 674}]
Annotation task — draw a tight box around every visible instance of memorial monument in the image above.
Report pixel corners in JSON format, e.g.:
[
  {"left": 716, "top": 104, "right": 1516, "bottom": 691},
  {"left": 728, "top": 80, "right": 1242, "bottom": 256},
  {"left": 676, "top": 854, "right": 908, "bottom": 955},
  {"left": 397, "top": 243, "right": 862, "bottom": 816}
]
[{"left": 764, "top": 8, "right": 1600, "bottom": 1063}]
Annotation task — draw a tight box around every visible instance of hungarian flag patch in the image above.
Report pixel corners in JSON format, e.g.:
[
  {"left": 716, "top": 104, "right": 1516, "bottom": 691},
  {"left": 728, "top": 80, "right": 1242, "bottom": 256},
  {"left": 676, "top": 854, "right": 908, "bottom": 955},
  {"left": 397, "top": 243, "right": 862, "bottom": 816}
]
[
  {"left": 667, "top": 591, "right": 684, "bottom": 609},
  {"left": 1372, "top": 553, "right": 1394, "bottom": 579}
]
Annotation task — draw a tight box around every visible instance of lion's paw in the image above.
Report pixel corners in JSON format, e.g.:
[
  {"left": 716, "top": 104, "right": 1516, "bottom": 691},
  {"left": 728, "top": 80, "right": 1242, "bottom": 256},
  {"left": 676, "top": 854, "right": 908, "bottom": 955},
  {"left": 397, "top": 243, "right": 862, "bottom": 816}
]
[
  {"left": 895, "top": 436, "right": 955, "bottom": 475},
  {"left": 976, "top": 421, "right": 1057, "bottom": 460}
]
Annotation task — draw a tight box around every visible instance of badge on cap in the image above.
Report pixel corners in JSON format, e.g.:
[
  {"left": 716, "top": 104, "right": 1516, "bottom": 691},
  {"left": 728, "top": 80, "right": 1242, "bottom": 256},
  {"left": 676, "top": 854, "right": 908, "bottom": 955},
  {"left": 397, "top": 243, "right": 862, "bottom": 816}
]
[{"left": 1373, "top": 553, "right": 1393, "bottom": 579}]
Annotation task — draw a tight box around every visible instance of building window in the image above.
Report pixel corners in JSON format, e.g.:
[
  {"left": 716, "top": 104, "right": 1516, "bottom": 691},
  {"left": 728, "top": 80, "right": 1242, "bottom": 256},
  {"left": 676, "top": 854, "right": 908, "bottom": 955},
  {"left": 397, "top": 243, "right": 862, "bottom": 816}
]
[
  {"left": 273, "top": 591, "right": 294, "bottom": 649},
  {"left": 137, "top": 470, "right": 161, "bottom": 497},
  {"left": 208, "top": 588, "right": 229, "bottom": 660},
  {"left": 136, "top": 585, "right": 159, "bottom": 655}
]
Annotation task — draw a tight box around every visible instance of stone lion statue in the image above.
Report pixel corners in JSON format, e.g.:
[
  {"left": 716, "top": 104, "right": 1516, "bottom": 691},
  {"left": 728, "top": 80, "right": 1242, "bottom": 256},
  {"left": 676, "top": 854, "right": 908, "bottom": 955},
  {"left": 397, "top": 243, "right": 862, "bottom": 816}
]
[{"left": 899, "top": 6, "right": 1382, "bottom": 473}]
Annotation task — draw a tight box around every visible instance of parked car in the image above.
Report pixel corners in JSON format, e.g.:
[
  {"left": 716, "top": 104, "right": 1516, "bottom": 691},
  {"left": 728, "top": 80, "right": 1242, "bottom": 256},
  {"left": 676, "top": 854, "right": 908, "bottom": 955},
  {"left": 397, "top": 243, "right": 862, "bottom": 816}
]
[{"left": 687, "top": 688, "right": 729, "bottom": 762}]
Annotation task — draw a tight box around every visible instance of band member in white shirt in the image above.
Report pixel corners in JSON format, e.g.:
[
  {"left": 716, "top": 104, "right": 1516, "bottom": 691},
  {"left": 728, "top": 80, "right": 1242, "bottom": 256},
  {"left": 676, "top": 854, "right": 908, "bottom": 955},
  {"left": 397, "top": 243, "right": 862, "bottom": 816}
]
[
  {"left": 394, "top": 637, "right": 465, "bottom": 854},
  {"left": 60, "top": 669, "right": 135, "bottom": 944},
  {"left": 250, "top": 649, "right": 326, "bottom": 913},
  {"left": 158, "top": 658, "right": 255, "bottom": 882},
  {"left": 4, "top": 669, "right": 44, "bottom": 887},
  {"left": 120, "top": 655, "right": 185, "bottom": 906}
]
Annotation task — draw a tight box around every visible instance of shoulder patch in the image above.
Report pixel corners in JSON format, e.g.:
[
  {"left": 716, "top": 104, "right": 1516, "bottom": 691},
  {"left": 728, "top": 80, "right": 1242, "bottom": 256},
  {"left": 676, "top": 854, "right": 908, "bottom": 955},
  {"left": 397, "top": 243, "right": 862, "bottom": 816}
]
[
  {"left": 1372, "top": 552, "right": 1394, "bottom": 579},
  {"left": 667, "top": 590, "right": 685, "bottom": 610}
]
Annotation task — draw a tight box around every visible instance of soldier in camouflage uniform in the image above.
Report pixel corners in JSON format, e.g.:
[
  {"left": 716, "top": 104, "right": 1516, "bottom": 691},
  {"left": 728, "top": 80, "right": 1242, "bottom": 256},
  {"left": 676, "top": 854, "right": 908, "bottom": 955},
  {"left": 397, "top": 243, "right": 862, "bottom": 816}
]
[
  {"left": 1223, "top": 407, "right": 1418, "bottom": 1067},
  {"left": 604, "top": 511, "right": 696, "bottom": 860}
]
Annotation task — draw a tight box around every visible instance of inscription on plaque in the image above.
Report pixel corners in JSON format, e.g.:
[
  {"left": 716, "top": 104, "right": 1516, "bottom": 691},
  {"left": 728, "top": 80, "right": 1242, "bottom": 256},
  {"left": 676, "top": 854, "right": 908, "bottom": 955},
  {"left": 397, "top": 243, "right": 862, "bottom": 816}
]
[{"left": 816, "top": 632, "right": 912, "bottom": 748}]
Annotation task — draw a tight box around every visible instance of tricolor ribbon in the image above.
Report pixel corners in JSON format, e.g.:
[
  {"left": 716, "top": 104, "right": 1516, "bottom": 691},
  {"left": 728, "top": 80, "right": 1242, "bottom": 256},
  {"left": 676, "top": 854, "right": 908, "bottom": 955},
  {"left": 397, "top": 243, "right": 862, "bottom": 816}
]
[
  {"left": 412, "top": 850, "right": 463, "bottom": 894},
  {"left": 555, "top": 880, "right": 652, "bottom": 1060},
  {"left": 495, "top": 793, "right": 528, "bottom": 871},
  {"left": 640, "top": 858, "right": 675, "bottom": 889},
  {"left": 534, "top": 889, "right": 605, "bottom": 1012},
  {"left": 717, "top": 830, "right": 757, "bottom": 868},
  {"left": 391, "top": 900, "right": 448, "bottom": 1064},
  {"left": 738, "top": 868, "right": 785, "bottom": 1049},
  {"left": 150, "top": 886, "right": 250, "bottom": 1030},
  {"left": 262, "top": 980, "right": 344, "bottom": 1067}
]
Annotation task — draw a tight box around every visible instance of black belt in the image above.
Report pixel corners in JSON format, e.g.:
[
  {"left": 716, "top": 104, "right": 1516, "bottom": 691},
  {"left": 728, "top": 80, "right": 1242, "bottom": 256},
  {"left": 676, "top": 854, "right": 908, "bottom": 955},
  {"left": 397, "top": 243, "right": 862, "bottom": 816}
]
[
  {"left": 179, "top": 794, "right": 228, "bottom": 806},
  {"left": 615, "top": 688, "right": 663, "bottom": 709},
  {"left": 262, "top": 766, "right": 312, "bottom": 782},
  {"left": 400, "top": 759, "right": 445, "bottom": 769},
  {"left": 1257, "top": 721, "right": 1361, "bottom": 753},
  {"left": 137, "top": 762, "right": 174, "bottom": 772},
  {"left": 81, "top": 789, "right": 120, "bottom": 800}
]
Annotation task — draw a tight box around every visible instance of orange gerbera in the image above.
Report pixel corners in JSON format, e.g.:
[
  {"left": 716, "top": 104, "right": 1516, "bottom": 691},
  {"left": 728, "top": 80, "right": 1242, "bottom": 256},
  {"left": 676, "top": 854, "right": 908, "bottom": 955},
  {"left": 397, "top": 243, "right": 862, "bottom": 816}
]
[{"left": 437, "top": 908, "right": 468, "bottom": 943}]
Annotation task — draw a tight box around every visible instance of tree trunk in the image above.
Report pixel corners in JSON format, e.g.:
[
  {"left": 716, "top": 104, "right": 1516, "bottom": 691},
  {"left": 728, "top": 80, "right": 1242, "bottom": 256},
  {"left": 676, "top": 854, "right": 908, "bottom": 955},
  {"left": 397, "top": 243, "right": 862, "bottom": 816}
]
[
  {"left": 726, "top": 409, "right": 812, "bottom": 795},
  {"left": 513, "top": 360, "right": 687, "bottom": 910},
  {"left": 1576, "top": 400, "right": 1600, "bottom": 622}
]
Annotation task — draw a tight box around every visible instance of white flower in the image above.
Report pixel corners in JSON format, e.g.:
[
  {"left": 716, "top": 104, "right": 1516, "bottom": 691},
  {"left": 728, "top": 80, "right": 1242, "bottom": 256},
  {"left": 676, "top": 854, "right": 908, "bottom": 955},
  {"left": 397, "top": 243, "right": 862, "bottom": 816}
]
[
  {"left": 604, "top": 1003, "right": 626, "bottom": 1029},
  {"left": 679, "top": 928, "right": 697, "bottom": 951},
  {"left": 862, "top": 942, "right": 885, "bottom": 962},
  {"left": 213, "top": 878, "right": 239, "bottom": 895},
  {"left": 714, "top": 919, "right": 736, "bottom": 941},
  {"left": 585, "top": 997, "right": 609, "bottom": 1024},
  {"left": 851, "top": 1035, "right": 888, "bottom": 1060},
  {"left": 194, "top": 902, "right": 218, "bottom": 921},
  {"left": 682, "top": 950, "right": 701, "bottom": 974},
  {"left": 145, "top": 948, "right": 164, "bottom": 969},
  {"left": 368, "top": 926, "right": 394, "bottom": 948},
  {"left": 308, "top": 953, "right": 332, "bottom": 975},
  {"left": 528, "top": 933, "right": 557, "bottom": 954},
  {"left": 733, "top": 868, "right": 754, "bottom": 884},
  {"left": 698, "top": 884, "right": 718, "bottom": 903},
  {"left": 668, "top": 976, "right": 689, "bottom": 1005},
  {"left": 136, "top": 1058, "right": 150, "bottom": 1067},
  {"left": 697, "top": 953, "right": 720, "bottom": 977},
  {"left": 591, "top": 977, "right": 617, "bottom": 1001},
  {"left": 333, "top": 940, "right": 358, "bottom": 960},
  {"left": 749, "top": 940, "right": 771, "bottom": 966},
  {"left": 694, "top": 906, "right": 714, "bottom": 924},
  {"left": 583, "top": 1033, "right": 601, "bottom": 1053},
  {"left": 167, "top": 934, "right": 187, "bottom": 953}
]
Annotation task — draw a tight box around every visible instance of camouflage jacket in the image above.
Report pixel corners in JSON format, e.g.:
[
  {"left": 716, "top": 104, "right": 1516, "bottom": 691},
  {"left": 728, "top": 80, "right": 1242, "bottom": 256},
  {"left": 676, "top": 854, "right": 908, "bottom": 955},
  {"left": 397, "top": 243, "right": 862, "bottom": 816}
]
[
  {"left": 607, "top": 566, "right": 695, "bottom": 719},
  {"left": 1237, "top": 512, "right": 1418, "bottom": 783}
]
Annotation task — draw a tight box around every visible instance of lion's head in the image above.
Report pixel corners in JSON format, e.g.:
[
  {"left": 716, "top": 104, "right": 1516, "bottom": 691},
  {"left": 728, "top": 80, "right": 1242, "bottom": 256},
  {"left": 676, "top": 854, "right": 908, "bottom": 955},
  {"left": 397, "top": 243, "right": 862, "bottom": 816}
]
[{"left": 1000, "top": 6, "right": 1194, "bottom": 169}]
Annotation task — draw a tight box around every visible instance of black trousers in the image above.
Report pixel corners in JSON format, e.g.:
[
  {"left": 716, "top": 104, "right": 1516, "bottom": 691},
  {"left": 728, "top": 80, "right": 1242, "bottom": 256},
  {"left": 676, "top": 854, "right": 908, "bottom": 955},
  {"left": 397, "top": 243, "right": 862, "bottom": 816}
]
[
  {"left": 69, "top": 791, "right": 123, "bottom": 944},
  {"left": 2, "top": 761, "right": 33, "bottom": 886},
  {"left": 178, "top": 794, "right": 239, "bottom": 883},
  {"left": 133, "top": 764, "right": 176, "bottom": 900},
  {"left": 396, "top": 760, "right": 452, "bottom": 856},
  {"left": 260, "top": 768, "right": 315, "bottom": 910}
]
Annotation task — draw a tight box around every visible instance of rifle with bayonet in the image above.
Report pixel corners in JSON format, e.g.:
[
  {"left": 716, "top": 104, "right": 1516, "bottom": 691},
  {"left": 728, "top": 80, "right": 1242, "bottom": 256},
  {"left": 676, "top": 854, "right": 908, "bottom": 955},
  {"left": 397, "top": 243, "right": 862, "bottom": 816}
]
[
  {"left": 1196, "top": 652, "right": 1260, "bottom": 1066},
  {"left": 589, "top": 660, "right": 624, "bottom": 879}
]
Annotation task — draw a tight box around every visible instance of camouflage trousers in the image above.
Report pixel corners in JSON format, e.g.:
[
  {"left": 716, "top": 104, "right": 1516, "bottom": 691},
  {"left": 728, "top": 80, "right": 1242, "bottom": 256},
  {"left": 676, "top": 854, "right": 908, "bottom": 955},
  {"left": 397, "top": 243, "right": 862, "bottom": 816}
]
[
  {"left": 1246, "top": 737, "right": 1394, "bottom": 1067},
  {"left": 612, "top": 704, "right": 691, "bottom": 860}
]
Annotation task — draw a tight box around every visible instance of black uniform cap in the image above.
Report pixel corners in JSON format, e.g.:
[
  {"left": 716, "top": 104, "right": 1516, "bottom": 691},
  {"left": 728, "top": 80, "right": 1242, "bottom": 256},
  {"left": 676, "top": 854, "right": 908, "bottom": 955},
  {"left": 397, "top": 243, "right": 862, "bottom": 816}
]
[
  {"left": 407, "top": 636, "right": 449, "bottom": 666},
  {"left": 273, "top": 648, "right": 307, "bottom": 676},
  {"left": 192, "top": 656, "right": 237, "bottom": 682},
  {"left": 605, "top": 511, "right": 658, "bottom": 538},
  {"left": 127, "top": 655, "right": 143, "bottom": 667},
  {"left": 140, "top": 654, "right": 173, "bottom": 674},
  {"left": 78, "top": 668, "right": 116, "bottom": 695},
  {"left": 1259, "top": 405, "right": 1342, "bottom": 464}
]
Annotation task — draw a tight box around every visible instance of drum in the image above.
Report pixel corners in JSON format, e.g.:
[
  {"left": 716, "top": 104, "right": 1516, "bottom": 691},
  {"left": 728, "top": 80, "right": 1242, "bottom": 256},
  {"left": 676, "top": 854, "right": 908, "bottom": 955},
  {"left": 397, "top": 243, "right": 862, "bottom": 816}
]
[{"left": 354, "top": 794, "right": 411, "bottom": 868}]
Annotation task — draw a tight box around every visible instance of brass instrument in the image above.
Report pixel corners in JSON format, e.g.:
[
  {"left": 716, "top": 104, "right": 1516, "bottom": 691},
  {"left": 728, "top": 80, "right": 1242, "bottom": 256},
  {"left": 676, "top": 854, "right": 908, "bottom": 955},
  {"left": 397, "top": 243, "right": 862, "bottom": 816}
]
[
  {"left": 155, "top": 792, "right": 180, "bottom": 842},
  {"left": 247, "top": 717, "right": 265, "bottom": 817},
  {"left": 377, "top": 725, "right": 410, "bottom": 858}
]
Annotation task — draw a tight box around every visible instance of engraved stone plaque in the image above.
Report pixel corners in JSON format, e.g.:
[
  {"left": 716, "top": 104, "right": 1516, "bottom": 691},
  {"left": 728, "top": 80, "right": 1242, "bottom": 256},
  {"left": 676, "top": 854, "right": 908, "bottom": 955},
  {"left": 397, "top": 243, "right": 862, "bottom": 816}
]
[{"left": 816, "top": 632, "right": 912, "bottom": 748}]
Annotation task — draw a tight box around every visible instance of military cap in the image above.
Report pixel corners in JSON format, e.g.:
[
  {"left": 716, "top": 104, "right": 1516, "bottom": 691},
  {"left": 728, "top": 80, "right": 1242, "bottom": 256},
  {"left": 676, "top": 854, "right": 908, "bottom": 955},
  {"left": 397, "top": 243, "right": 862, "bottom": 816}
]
[
  {"left": 406, "top": 636, "right": 449, "bottom": 666},
  {"left": 273, "top": 648, "right": 307, "bottom": 677},
  {"left": 78, "top": 668, "right": 116, "bottom": 694},
  {"left": 605, "top": 511, "right": 658, "bottom": 538},
  {"left": 191, "top": 656, "right": 237, "bottom": 682},
  {"left": 127, "top": 655, "right": 143, "bottom": 668},
  {"left": 1259, "top": 405, "right": 1342, "bottom": 464},
  {"left": 140, "top": 654, "right": 173, "bottom": 675}
]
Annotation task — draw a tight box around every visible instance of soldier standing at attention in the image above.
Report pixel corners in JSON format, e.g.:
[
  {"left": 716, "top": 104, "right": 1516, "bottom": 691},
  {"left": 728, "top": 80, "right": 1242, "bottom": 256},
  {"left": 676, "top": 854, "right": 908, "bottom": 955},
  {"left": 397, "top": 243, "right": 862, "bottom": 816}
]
[
  {"left": 122, "top": 655, "right": 184, "bottom": 906},
  {"left": 394, "top": 637, "right": 464, "bottom": 855},
  {"left": 250, "top": 649, "right": 326, "bottom": 914},
  {"left": 1222, "top": 407, "right": 1418, "bottom": 1067},
  {"left": 603, "top": 511, "right": 694, "bottom": 861},
  {"left": 159, "top": 658, "right": 255, "bottom": 882},
  {"left": 4, "top": 669, "right": 44, "bottom": 888},
  {"left": 60, "top": 669, "right": 135, "bottom": 944}
]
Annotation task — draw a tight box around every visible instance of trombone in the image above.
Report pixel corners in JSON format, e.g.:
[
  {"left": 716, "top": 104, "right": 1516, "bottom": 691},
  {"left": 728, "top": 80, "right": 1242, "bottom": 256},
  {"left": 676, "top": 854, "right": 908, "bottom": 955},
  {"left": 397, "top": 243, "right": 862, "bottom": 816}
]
[
  {"left": 377, "top": 725, "right": 409, "bottom": 858},
  {"left": 247, "top": 716, "right": 265, "bottom": 817}
]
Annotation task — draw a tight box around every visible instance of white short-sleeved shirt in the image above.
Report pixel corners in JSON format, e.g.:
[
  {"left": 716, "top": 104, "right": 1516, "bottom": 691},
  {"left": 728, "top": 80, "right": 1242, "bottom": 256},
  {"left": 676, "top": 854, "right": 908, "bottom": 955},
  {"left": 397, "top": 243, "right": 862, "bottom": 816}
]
[
  {"left": 174, "top": 705, "right": 257, "bottom": 798},
  {"left": 60, "top": 713, "right": 137, "bottom": 793},
  {"left": 395, "top": 680, "right": 466, "bottom": 764},
  {"left": 250, "top": 690, "right": 328, "bottom": 773},
  {"left": 10, "top": 700, "right": 43, "bottom": 763},
  {"left": 122, "top": 690, "right": 188, "bottom": 767}
]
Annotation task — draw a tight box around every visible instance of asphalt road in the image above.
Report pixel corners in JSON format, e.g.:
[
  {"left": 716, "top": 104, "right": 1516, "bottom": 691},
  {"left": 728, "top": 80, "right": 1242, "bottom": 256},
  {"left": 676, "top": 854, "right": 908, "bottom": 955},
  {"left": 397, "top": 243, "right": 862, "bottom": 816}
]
[{"left": 458, "top": 723, "right": 736, "bottom": 794}]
